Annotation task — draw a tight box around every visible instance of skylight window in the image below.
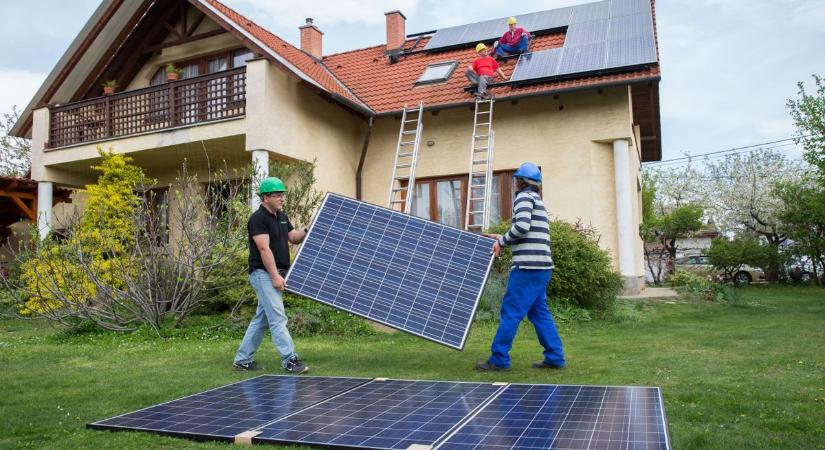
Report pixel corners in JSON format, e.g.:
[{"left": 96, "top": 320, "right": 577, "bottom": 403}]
[{"left": 416, "top": 61, "right": 458, "bottom": 85}]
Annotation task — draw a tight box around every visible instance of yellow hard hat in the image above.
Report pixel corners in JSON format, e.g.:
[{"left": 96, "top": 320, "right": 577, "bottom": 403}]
[
  {"left": 507, "top": 16, "right": 517, "bottom": 25},
  {"left": 475, "top": 43, "right": 487, "bottom": 53}
]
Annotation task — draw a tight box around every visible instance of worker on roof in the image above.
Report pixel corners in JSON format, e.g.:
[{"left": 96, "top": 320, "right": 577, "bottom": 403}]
[
  {"left": 476, "top": 163, "right": 566, "bottom": 372},
  {"left": 494, "top": 16, "right": 531, "bottom": 58},
  {"left": 465, "top": 43, "right": 507, "bottom": 100}
]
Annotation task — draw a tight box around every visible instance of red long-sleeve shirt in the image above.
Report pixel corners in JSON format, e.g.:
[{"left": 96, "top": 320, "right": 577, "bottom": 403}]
[
  {"left": 472, "top": 56, "right": 500, "bottom": 77},
  {"left": 500, "top": 27, "right": 530, "bottom": 46}
]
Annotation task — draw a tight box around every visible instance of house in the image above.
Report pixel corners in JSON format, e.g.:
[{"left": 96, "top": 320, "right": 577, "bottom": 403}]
[{"left": 11, "top": 0, "right": 662, "bottom": 294}]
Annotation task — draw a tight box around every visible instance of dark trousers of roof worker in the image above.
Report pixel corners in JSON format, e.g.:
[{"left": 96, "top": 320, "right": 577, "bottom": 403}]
[
  {"left": 234, "top": 269, "right": 296, "bottom": 367},
  {"left": 465, "top": 69, "right": 491, "bottom": 96},
  {"left": 488, "top": 267, "right": 565, "bottom": 368},
  {"left": 496, "top": 34, "right": 529, "bottom": 57}
]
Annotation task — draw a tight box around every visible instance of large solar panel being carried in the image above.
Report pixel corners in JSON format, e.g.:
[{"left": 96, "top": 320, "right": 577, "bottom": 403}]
[
  {"left": 89, "top": 376, "right": 672, "bottom": 450},
  {"left": 423, "top": 0, "right": 658, "bottom": 85},
  {"left": 285, "top": 193, "right": 495, "bottom": 350}
]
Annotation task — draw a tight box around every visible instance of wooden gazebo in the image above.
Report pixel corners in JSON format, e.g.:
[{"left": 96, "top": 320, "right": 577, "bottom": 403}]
[{"left": 0, "top": 176, "right": 73, "bottom": 241}]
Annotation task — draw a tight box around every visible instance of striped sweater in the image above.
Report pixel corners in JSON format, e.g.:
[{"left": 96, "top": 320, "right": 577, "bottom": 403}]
[{"left": 498, "top": 188, "right": 554, "bottom": 270}]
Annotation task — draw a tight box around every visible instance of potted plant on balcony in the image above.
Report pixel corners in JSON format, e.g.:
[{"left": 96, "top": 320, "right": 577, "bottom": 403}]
[
  {"left": 166, "top": 64, "right": 183, "bottom": 81},
  {"left": 102, "top": 80, "right": 118, "bottom": 95}
]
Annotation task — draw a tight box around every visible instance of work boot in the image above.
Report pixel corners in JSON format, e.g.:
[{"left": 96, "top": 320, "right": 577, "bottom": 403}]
[
  {"left": 232, "top": 361, "right": 261, "bottom": 371},
  {"left": 475, "top": 361, "right": 509, "bottom": 372},
  {"left": 531, "top": 361, "right": 565, "bottom": 370},
  {"left": 283, "top": 355, "right": 309, "bottom": 374}
]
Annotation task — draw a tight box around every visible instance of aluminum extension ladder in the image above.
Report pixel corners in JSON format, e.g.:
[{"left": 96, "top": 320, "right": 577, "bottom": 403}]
[
  {"left": 465, "top": 98, "right": 496, "bottom": 233},
  {"left": 387, "top": 102, "right": 424, "bottom": 213}
]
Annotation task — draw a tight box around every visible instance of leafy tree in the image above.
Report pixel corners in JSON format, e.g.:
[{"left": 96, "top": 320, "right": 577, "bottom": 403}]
[
  {"left": 640, "top": 176, "right": 704, "bottom": 284},
  {"left": 269, "top": 158, "right": 323, "bottom": 229},
  {"left": 775, "top": 176, "right": 825, "bottom": 285},
  {"left": 707, "top": 236, "right": 770, "bottom": 286},
  {"left": 787, "top": 74, "right": 825, "bottom": 182},
  {"left": 702, "top": 149, "right": 801, "bottom": 280},
  {"left": 0, "top": 106, "right": 31, "bottom": 177}
]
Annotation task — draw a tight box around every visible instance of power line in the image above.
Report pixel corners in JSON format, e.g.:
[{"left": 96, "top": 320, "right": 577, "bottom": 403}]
[
  {"left": 645, "top": 142, "right": 803, "bottom": 168},
  {"left": 644, "top": 135, "right": 811, "bottom": 166}
]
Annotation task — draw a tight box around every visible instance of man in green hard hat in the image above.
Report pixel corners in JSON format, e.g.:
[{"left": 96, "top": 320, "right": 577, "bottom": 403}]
[{"left": 232, "top": 176, "right": 309, "bottom": 373}]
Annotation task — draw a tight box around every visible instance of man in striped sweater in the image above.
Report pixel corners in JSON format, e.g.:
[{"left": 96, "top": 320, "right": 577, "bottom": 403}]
[{"left": 476, "top": 162, "right": 566, "bottom": 371}]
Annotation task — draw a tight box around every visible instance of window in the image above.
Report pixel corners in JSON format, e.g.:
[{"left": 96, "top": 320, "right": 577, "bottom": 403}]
[
  {"left": 232, "top": 49, "right": 254, "bottom": 68},
  {"left": 415, "top": 61, "right": 458, "bottom": 85},
  {"left": 409, "top": 171, "right": 515, "bottom": 229},
  {"left": 138, "top": 188, "right": 169, "bottom": 245}
]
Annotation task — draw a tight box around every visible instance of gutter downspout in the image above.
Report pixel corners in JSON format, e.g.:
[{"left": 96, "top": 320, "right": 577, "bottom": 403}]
[{"left": 355, "top": 115, "right": 375, "bottom": 200}]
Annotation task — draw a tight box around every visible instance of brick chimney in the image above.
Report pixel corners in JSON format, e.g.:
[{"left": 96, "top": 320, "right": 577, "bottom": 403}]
[
  {"left": 299, "top": 18, "right": 323, "bottom": 59},
  {"left": 385, "top": 11, "right": 406, "bottom": 52}
]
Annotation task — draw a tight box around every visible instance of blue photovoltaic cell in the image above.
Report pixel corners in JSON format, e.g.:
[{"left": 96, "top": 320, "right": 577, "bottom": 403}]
[
  {"left": 607, "top": 36, "right": 658, "bottom": 68},
  {"left": 254, "top": 379, "right": 503, "bottom": 450},
  {"left": 569, "top": 0, "right": 611, "bottom": 23},
  {"left": 608, "top": 12, "right": 655, "bottom": 41},
  {"left": 437, "top": 384, "right": 671, "bottom": 450},
  {"left": 509, "top": 48, "right": 563, "bottom": 82},
  {"left": 87, "top": 376, "right": 369, "bottom": 441},
  {"left": 557, "top": 42, "right": 608, "bottom": 75},
  {"left": 565, "top": 20, "right": 609, "bottom": 47},
  {"left": 610, "top": 0, "right": 651, "bottom": 18},
  {"left": 286, "top": 193, "right": 494, "bottom": 350}
]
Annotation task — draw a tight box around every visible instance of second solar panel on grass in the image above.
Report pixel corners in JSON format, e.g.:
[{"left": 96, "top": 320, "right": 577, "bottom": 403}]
[{"left": 286, "top": 193, "right": 495, "bottom": 350}]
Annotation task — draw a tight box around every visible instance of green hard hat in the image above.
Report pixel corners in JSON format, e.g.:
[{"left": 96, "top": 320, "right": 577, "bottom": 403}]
[{"left": 258, "top": 176, "right": 286, "bottom": 195}]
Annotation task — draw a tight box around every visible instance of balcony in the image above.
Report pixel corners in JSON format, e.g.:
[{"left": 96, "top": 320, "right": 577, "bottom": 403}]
[{"left": 48, "top": 67, "right": 246, "bottom": 149}]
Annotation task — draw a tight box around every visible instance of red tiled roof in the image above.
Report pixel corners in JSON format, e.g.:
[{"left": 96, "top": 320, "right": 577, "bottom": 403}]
[
  {"left": 324, "top": 34, "right": 660, "bottom": 114},
  {"left": 202, "top": 0, "right": 369, "bottom": 111}
]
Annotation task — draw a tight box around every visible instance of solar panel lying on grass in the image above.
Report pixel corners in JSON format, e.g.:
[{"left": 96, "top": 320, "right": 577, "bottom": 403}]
[
  {"left": 286, "top": 193, "right": 495, "bottom": 350},
  {"left": 90, "top": 377, "right": 671, "bottom": 450},
  {"left": 436, "top": 384, "right": 670, "bottom": 450},
  {"left": 255, "top": 379, "right": 502, "bottom": 449},
  {"left": 87, "top": 376, "right": 369, "bottom": 441}
]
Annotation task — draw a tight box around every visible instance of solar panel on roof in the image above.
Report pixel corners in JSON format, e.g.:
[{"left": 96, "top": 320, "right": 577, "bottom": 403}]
[
  {"left": 285, "top": 193, "right": 494, "bottom": 350},
  {"left": 87, "top": 376, "right": 370, "bottom": 441},
  {"left": 610, "top": 0, "right": 652, "bottom": 18},
  {"left": 436, "top": 384, "right": 671, "bottom": 450},
  {"left": 254, "top": 379, "right": 504, "bottom": 449},
  {"left": 509, "top": 48, "right": 563, "bottom": 82},
  {"left": 565, "top": 19, "right": 609, "bottom": 46},
  {"left": 607, "top": 35, "right": 658, "bottom": 68},
  {"left": 608, "top": 12, "right": 655, "bottom": 40},
  {"left": 569, "top": 0, "right": 611, "bottom": 23},
  {"left": 557, "top": 42, "right": 608, "bottom": 75}
]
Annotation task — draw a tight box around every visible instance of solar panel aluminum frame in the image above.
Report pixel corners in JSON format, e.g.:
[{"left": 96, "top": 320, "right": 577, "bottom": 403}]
[{"left": 285, "top": 193, "right": 496, "bottom": 351}]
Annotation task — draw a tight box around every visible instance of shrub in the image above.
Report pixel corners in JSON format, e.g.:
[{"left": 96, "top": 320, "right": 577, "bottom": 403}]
[
  {"left": 670, "top": 270, "right": 738, "bottom": 303},
  {"left": 475, "top": 270, "right": 507, "bottom": 322},
  {"left": 486, "top": 219, "right": 622, "bottom": 315},
  {"left": 282, "top": 293, "right": 375, "bottom": 337}
]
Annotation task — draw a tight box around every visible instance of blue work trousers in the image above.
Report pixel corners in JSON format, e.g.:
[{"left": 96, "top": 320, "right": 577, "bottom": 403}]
[
  {"left": 496, "top": 35, "right": 529, "bottom": 57},
  {"left": 488, "top": 267, "right": 565, "bottom": 368}
]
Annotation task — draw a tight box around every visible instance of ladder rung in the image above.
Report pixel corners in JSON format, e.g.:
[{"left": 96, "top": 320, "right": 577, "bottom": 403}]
[
  {"left": 475, "top": 110, "right": 491, "bottom": 114},
  {"left": 475, "top": 146, "right": 489, "bottom": 150},
  {"left": 404, "top": 119, "right": 418, "bottom": 123},
  {"left": 476, "top": 122, "right": 490, "bottom": 126},
  {"left": 473, "top": 160, "right": 487, "bottom": 164},
  {"left": 402, "top": 130, "right": 417, "bottom": 135},
  {"left": 398, "top": 152, "right": 414, "bottom": 157},
  {"left": 470, "top": 197, "right": 486, "bottom": 201},
  {"left": 392, "top": 188, "right": 406, "bottom": 192},
  {"left": 400, "top": 141, "right": 415, "bottom": 146},
  {"left": 474, "top": 135, "right": 489, "bottom": 139},
  {"left": 396, "top": 163, "right": 412, "bottom": 169},
  {"left": 469, "top": 211, "right": 484, "bottom": 215},
  {"left": 390, "top": 200, "right": 405, "bottom": 204}
]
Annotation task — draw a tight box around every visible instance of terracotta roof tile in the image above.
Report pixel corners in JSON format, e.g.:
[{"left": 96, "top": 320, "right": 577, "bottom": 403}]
[{"left": 203, "top": 0, "right": 369, "bottom": 111}]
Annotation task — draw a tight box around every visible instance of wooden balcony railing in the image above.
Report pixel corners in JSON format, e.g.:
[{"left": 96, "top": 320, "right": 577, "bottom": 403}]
[{"left": 48, "top": 67, "right": 246, "bottom": 149}]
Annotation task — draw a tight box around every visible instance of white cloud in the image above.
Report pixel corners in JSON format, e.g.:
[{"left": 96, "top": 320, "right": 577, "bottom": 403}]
[
  {"left": 231, "top": 0, "right": 419, "bottom": 28},
  {"left": 0, "top": 69, "right": 46, "bottom": 116}
]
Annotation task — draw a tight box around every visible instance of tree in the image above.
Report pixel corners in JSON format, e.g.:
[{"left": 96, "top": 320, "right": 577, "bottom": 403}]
[
  {"left": 702, "top": 148, "right": 800, "bottom": 280},
  {"left": 775, "top": 176, "right": 825, "bottom": 285},
  {"left": 707, "top": 236, "right": 770, "bottom": 286},
  {"left": 269, "top": 158, "right": 323, "bottom": 229},
  {"left": 0, "top": 106, "right": 31, "bottom": 177},
  {"left": 787, "top": 74, "right": 825, "bottom": 182},
  {"left": 640, "top": 175, "right": 704, "bottom": 284}
]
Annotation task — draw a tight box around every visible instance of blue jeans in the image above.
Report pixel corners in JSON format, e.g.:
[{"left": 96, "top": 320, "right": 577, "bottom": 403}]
[
  {"left": 234, "top": 269, "right": 296, "bottom": 366},
  {"left": 496, "top": 34, "right": 529, "bottom": 57},
  {"left": 488, "top": 268, "right": 565, "bottom": 368}
]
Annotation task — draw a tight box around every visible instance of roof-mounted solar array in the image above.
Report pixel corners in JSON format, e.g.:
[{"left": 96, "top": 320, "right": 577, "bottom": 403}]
[{"left": 423, "top": 0, "right": 657, "bottom": 85}]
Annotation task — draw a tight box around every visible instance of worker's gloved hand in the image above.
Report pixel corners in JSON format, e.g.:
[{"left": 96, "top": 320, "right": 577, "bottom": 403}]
[{"left": 491, "top": 241, "right": 503, "bottom": 257}]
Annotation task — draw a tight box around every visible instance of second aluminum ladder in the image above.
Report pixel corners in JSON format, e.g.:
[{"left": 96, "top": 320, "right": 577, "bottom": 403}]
[{"left": 465, "top": 98, "right": 495, "bottom": 233}]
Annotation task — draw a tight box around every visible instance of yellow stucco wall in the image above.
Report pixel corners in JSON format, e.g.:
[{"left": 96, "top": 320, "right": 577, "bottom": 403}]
[
  {"left": 244, "top": 59, "right": 367, "bottom": 197},
  {"left": 361, "top": 87, "right": 643, "bottom": 276}
]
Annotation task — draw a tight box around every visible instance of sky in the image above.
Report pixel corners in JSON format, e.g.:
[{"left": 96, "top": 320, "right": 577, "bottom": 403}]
[{"left": 1, "top": 0, "right": 823, "bottom": 164}]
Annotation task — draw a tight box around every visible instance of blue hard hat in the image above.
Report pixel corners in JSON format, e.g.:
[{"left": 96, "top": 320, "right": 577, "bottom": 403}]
[{"left": 513, "top": 162, "right": 541, "bottom": 182}]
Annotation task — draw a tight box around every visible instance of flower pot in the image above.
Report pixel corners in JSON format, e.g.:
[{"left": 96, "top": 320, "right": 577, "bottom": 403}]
[
  {"left": 167, "top": 73, "right": 180, "bottom": 81},
  {"left": 103, "top": 86, "right": 115, "bottom": 95}
]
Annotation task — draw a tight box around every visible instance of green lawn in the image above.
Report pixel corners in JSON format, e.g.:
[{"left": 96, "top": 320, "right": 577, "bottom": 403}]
[{"left": 1, "top": 286, "right": 824, "bottom": 449}]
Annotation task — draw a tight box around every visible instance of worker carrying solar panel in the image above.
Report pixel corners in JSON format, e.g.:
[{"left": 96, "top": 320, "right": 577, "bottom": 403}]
[
  {"left": 476, "top": 163, "right": 566, "bottom": 372},
  {"left": 465, "top": 43, "right": 507, "bottom": 100},
  {"left": 493, "top": 17, "right": 532, "bottom": 58}
]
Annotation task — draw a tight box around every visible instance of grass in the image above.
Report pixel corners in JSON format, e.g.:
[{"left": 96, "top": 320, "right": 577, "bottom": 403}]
[{"left": 1, "top": 285, "right": 824, "bottom": 449}]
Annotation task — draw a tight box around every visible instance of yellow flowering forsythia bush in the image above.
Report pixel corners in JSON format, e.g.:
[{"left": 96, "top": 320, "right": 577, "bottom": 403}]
[{"left": 20, "top": 149, "right": 143, "bottom": 316}]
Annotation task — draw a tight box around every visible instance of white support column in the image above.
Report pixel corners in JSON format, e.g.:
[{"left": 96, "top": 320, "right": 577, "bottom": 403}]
[
  {"left": 250, "top": 150, "right": 269, "bottom": 210},
  {"left": 37, "top": 181, "right": 54, "bottom": 240},
  {"left": 613, "top": 139, "right": 637, "bottom": 292}
]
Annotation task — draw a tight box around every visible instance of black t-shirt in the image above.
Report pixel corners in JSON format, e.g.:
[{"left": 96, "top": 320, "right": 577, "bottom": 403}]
[{"left": 248, "top": 206, "right": 294, "bottom": 274}]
